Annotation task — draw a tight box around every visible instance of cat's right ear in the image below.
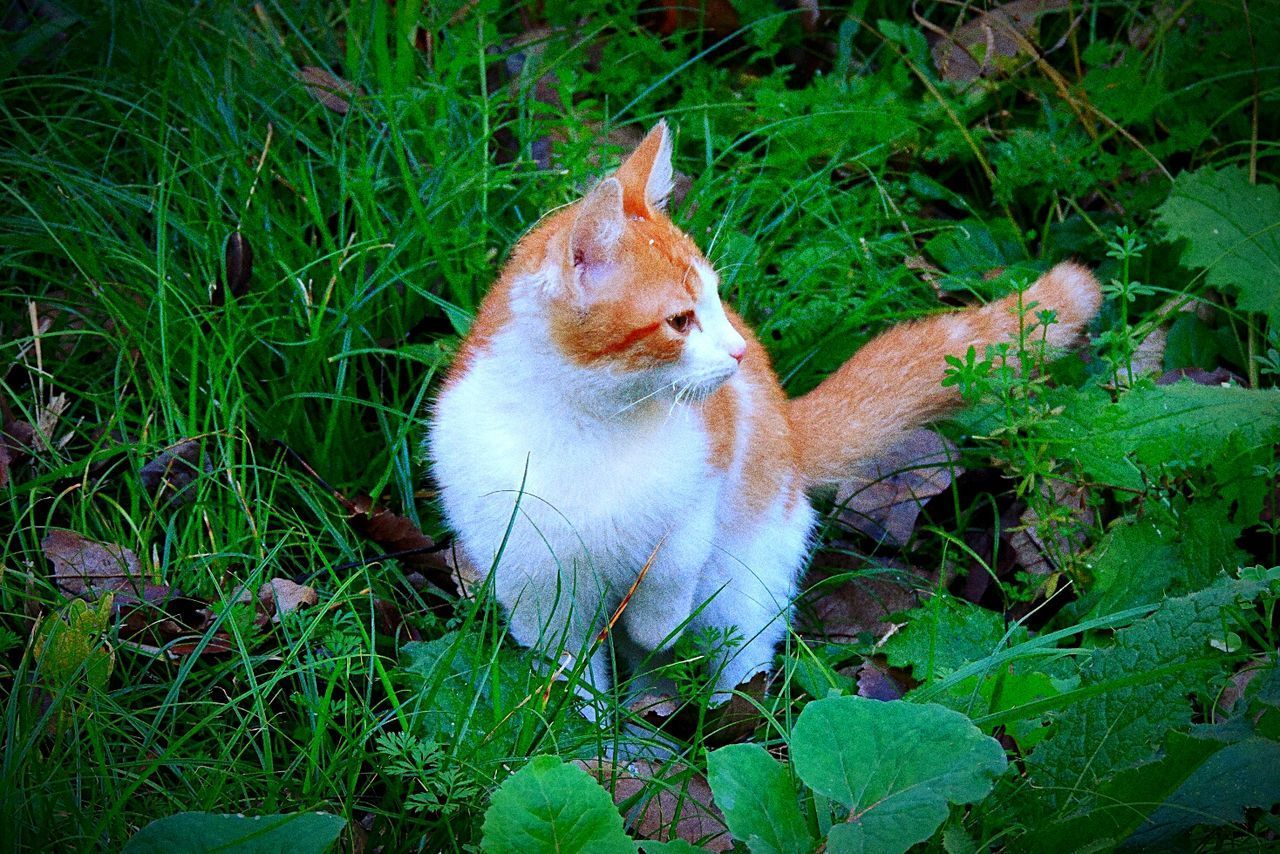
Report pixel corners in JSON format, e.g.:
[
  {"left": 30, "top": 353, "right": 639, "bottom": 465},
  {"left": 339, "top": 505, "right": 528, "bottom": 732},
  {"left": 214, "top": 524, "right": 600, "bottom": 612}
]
[{"left": 567, "top": 176, "right": 624, "bottom": 282}]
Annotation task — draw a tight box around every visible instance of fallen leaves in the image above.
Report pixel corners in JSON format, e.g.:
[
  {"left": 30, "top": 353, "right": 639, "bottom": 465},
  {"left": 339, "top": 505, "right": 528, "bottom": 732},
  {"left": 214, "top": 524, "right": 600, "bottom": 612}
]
[
  {"left": 257, "top": 577, "right": 318, "bottom": 624},
  {"left": 44, "top": 529, "right": 146, "bottom": 597},
  {"left": 40, "top": 527, "right": 327, "bottom": 661},
  {"left": 339, "top": 492, "right": 459, "bottom": 598},
  {"left": 577, "top": 759, "right": 730, "bottom": 851},
  {"left": 139, "top": 439, "right": 209, "bottom": 505},
  {"left": 832, "top": 429, "right": 962, "bottom": 546},
  {"left": 32, "top": 594, "right": 116, "bottom": 691},
  {"left": 1008, "top": 480, "right": 1095, "bottom": 579},
  {"left": 928, "top": 0, "right": 1071, "bottom": 83},
  {"left": 299, "top": 65, "right": 357, "bottom": 114},
  {"left": 211, "top": 231, "right": 254, "bottom": 306},
  {"left": 0, "top": 402, "right": 34, "bottom": 487}
]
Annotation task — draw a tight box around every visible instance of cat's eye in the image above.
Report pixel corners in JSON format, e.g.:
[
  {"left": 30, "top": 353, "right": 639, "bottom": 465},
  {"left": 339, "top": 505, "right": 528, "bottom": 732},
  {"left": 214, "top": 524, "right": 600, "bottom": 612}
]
[{"left": 667, "top": 311, "right": 695, "bottom": 334}]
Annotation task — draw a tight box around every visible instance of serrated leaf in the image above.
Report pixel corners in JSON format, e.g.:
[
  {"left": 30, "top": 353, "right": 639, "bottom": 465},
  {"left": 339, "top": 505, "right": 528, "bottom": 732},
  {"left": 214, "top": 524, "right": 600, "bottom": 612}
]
[
  {"left": 706, "top": 743, "right": 814, "bottom": 854},
  {"left": 480, "top": 755, "right": 633, "bottom": 854},
  {"left": 1026, "top": 576, "right": 1266, "bottom": 811},
  {"left": 122, "top": 811, "right": 345, "bottom": 854},
  {"left": 398, "top": 632, "right": 542, "bottom": 756},
  {"left": 1080, "top": 496, "right": 1249, "bottom": 617},
  {"left": 1157, "top": 165, "right": 1280, "bottom": 325},
  {"left": 638, "top": 842, "right": 703, "bottom": 853},
  {"left": 790, "top": 696, "right": 1007, "bottom": 854},
  {"left": 1027, "top": 723, "right": 1280, "bottom": 851},
  {"left": 1043, "top": 382, "right": 1280, "bottom": 492},
  {"left": 1127, "top": 735, "right": 1280, "bottom": 846},
  {"left": 882, "top": 597, "right": 1027, "bottom": 681}
]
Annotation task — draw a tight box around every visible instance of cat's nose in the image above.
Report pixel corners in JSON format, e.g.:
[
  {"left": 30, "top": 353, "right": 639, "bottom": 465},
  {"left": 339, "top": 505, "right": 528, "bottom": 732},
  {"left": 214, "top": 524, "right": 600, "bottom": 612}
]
[{"left": 729, "top": 342, "right": 747, "bottom": 364}]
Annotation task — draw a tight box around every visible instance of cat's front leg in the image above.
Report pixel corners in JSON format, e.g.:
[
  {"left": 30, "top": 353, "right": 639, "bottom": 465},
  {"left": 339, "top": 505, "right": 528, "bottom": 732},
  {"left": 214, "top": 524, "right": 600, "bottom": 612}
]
[
  {"left": 491, "top": 553, "right": 614, "bottom": 705},
  {"left": 618, "top": 511, "right": 716, "bottom": 655},
  {"left": 687, "top": 503, "right": 816, "bottom": 701}
]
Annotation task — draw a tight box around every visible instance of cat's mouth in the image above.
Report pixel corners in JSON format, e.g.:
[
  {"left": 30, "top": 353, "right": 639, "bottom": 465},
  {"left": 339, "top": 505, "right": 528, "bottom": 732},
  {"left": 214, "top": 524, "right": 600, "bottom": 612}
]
[{"left": 674, "top": 367, "right": 737, "bottom": 402}]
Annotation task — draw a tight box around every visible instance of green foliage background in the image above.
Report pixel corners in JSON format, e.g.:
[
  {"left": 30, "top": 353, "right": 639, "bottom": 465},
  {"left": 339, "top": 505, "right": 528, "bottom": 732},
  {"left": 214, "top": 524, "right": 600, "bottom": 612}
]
[{"left": 1, "top": 0, "right": 1278, "bottom": 851}]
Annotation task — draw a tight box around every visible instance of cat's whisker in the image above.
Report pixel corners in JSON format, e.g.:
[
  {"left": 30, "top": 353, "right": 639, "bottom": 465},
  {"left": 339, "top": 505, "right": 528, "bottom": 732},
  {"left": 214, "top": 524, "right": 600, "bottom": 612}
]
[
  {"left": 667, "top": 379, "right": 698, "bottom": 421},
  {"left": 613, "top": 382, "right": 672, "bottom": 417}
]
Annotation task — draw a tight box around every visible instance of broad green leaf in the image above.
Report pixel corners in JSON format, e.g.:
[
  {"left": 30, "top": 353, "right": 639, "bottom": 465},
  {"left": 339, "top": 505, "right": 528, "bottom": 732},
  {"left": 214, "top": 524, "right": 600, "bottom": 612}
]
[
  {"left": 480, "top": 755, "right": 633, "bottom": 854},
  {"left": 1026, "top": 576, "right": 1266, "bottom": 809},
  {"left": 1163, "top": 312, "right": 1220, "bottom": 372},
  {"left": 882, "top": 597, "right": 1026, "bottom": 681},
  {"left": 791, "top": 696, "right": 1006, "bottom": 854},
  {"left": 1258, "top": 661, "right": 1280, "bottom": 708},
  {"left": 1043, "top": 382, "right": 1280, "bottom": 492},
  {"left": 706, "top": 743, "right": 814, "bottom": 854},
  {"left": 1080, "top": 496, "right": 1249, "bottom": 616},
  {"left": 1022, "top": 730, "right": 1219, "bottom": 851},
  {"left": 922, "top": 219, "right": 1039, "bottom": 299},
  {"left": 1157, "top": 165, "right": 1280, "bottom": 325},
  {"left": 925, "top": 667, "right": 1064, "bottom": 751},
  {"left": 122, "top": 811, "right": 345, "bottom": 854},
  {"left": 1027, "top": 719, "right": 1280, "bottom": 851},
  {"left": 1127, "top": 735, "right": 1280, "bottom": 846}
]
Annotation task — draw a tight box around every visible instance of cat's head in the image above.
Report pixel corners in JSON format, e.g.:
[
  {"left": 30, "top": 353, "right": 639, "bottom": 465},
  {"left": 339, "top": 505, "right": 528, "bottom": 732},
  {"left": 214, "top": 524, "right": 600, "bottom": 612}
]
[{"left": 512, "top": 121, "right": 747, "bottom": 410}]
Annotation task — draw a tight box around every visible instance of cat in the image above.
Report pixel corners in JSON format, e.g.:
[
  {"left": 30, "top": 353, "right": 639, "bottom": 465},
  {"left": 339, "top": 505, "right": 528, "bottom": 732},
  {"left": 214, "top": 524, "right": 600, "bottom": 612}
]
[{"left": 428, "top": 121, "right": 1101, "bottom": 707}]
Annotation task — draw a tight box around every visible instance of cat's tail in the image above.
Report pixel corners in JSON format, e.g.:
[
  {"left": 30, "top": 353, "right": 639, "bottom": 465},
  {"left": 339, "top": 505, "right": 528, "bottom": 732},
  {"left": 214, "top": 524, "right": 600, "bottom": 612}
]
[{"left": 787, "top": 261, "right": 1101, "bottom": 487}]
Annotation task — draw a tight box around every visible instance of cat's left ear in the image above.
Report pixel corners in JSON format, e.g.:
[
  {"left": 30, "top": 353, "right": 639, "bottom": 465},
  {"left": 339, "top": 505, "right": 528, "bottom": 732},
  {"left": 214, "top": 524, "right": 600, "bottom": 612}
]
[{"left": 614, "top": 120, "right": 675, "bottom": 215}]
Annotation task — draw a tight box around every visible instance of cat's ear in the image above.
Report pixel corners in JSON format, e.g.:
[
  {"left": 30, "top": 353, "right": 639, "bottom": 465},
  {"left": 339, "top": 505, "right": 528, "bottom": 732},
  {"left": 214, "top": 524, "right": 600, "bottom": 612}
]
[
  {"left": 614, "top": 120, "right": 674, "bottom": 215},
  {"left": 568, "top": 176, "right": 625, "bottom": 274}
]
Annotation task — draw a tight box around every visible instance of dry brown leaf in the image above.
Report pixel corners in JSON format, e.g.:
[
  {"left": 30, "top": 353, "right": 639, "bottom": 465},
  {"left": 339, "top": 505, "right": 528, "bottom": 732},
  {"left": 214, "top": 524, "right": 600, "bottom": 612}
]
[
  {"left": 1124, "top": 325, "right": 1168, "bottom": 383},
  {"left": 258, "top": 578, "right": 318, "bottom": 623},
  {"left": 35, "top": 392, "right": 69, "bottom": 451},
  {"left": 140, "top": 439, "right": 210, "bottom": 505},
  {"left": 577, "top": 759, "right": 730, "bottom": 851},
  {"left": 796, "top": 0, "right": 820, "bottom": 30},
  {"left": 342, "top": 493, "right": 453, "bottom": 579},
  {"left": 0, "top": 401, "right": 35, "bottom": 488},
  {"left": 299, "top": 66, "right": 357, "bottom": 114},
  {"left": 646, "top": 0, "right": 739, "bottom": 37},
  {"left": 707, "top": 670, "right": 769, "bottom": 745},
  {"left": 797, "top": 561, "right": 927, "bottom": 645},
  {"left": 628, "top": 691, "right": 680, "bottom": 721},
  {"left": 930, "top": 0, "right": 1070, "bottom": 83},
  {"left": 167, "top": 632, "right": 235, "bottom": 657},
  {"left": 1156, "top": 366, "right": 1243, "bottom": 387},
  {"left": 904, "top": 254, "right": 946, "bottom": 298},
  {"left": 833, "top": 429, "right": 962, "bottom": 546},
  {"left": 854, "top": 660, "right": 905, "bottom": 701},
  {"left": 371, "top": 597, "right": 421, "bottom": 641},
  {"left": 1009, "top": 480, "right": 1095, "bottom": 578},
  {"left": 212, "top": 231, "right": 254, "bottom": 306},
  {"left": 43, "top": 529, "right": 145, "bottom": 597},
  {"left": 114, "top": 585, "right": 212, "bottom": 644},
  {"left": 1216, "top": 659, "right": 1269, "bottom": 717}
]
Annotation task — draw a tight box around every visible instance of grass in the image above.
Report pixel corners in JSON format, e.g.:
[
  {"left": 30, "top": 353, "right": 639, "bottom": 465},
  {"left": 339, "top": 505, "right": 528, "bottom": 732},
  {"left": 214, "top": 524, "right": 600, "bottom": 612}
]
[{"left": 2, "top": 0, "right": 1278, "bottom": 850}]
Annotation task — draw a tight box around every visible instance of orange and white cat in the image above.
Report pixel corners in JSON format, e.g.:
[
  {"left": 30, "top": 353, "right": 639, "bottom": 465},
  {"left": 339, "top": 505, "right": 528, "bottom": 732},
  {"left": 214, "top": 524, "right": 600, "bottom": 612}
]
[{"left": 428, "top": 122, "right": 1100, "bottom": 705}]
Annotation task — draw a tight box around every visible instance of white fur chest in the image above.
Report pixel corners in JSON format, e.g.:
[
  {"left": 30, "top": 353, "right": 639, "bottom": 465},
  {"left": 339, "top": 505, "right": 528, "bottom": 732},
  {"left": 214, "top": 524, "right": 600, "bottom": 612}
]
[{"left": 429, "top": 340, "right": 716, "bottom": 586}]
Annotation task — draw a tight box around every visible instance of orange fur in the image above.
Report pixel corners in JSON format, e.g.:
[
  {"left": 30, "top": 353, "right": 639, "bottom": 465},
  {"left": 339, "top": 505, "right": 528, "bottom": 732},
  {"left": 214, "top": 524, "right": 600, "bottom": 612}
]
[
  {"left": 788, "top": 261, "right": 1101, "bottom": 485},
  {"left": 444, "top": 122, "right": 1100, "bottom": 548},
  {"left": 431, "top": 121, "right": 1102, "bottom": 698}
]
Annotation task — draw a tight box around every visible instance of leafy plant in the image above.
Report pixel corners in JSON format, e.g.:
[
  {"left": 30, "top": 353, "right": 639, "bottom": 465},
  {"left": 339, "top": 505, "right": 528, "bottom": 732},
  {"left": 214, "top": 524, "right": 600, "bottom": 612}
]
[
  {"left": 2, "top": 0, "right": 1279, "bottom": 850},
  {"left": 481, "top": 756, "right": 633, "bottom": 853},
  {"left": 706, "top": 695, "right": 1006, "bottom": 853}
]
